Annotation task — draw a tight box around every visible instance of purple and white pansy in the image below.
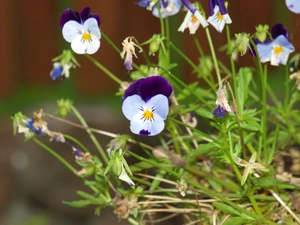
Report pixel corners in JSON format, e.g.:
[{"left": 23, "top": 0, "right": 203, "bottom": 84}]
[
  {"left": 256, "top": 24, "right": 295, "bottom": 66},
  {"left": 60, "top": 7, "right": 101, "bottom": 54},
  {"left": 136, "top": 0, "right": 182, "bottom": 18},
  {"left": 122, "top": 76, "right": 173, "bottom": 136},
  {"left": 207, "top": 0, "right": 232, "bottom": 33},
  {"left": 178, "top": 0, "right": 208, "bottom": 34},
  {"left": 286, "top": 0, "right": 300, "bottom": 14}
]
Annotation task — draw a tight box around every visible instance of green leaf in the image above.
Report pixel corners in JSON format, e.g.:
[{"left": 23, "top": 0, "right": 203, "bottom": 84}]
[
  {"left": 76, "top": 191, "right": 97, "bottom": 201},
  {"left": 190, "top": 142, "right": 219, "bottom": 156},
  {"left": 213, "top": 202, "right": 242, "bottom": 217},
  {"left": 236, "top": 67, "right": 253, "bottom": 113},
  {"left": 223, "top": 217, "right": 247, "bottom": 225},
  {"left": 195, "top": 108, "right": 214, "bottom": 119},
  {"left": 130, "top": 161, "right": 154, "bottom": 173},
  {"left": 253, "top": 176, "right": 295, "bottom": 190},
  {"left": 63, "top": 200, "right": 92, "bottom": 208}
]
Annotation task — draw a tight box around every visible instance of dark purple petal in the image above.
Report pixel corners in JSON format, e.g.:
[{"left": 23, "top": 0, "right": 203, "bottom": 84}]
[
  {"left": 139, "top": 76, "right": 173, "bottom": 102},
  {"left": 123, "top": 78, "right": 145, "bottom": 100},
  {"left": 93, "top": 14, "right": 101, "bottom": 26},
  {"left": 271, "top": 23, "right": 290, "bottom": 41},
  {"left": 25, "top": 118, "right": 44, "bottom": 135},
  {"left": 139, "top": 129, "right": 151, "bottom": 136},
  {"left": 135, "top": 0, "right": 150, "bottom": 8},
  {"left": 212, "top": 105, "right": 227, "bottom": 118},
  {"left": 216, "top": 0, "right": 228, "bottom": 15},
  {"left": 161, "top": 0, "right": 168, "bottom": 8},
  {"left": 80, "top": 7, "right": 93, "bottom": 23},
  {"left": 181, "top": 0, "right": 196, "bottom": 14},
  {"left": 60, "top": 8, "right": 81, "bottom": 27},
  {"left": 208, "top": 0, "right": 216, "bottom": 16},
  {"left": 50, "top": 64, "right": 63, "bottom": 80}
]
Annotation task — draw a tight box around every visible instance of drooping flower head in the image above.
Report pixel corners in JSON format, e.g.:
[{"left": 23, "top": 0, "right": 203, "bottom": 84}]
[
  {"left": 136, "top": 0, "right": 182, "bottom": 18},
  {"left": 60, "top": 7, "right": 101, "bottom": 54},
  {"left": 122, "top": 76, "right": 173, "bottom": 136},
  {"left": 286, "top": 0, "right": 300, "bottom": 14},
  {"left": 212, "top": 84, "right": 231, "bottom": 118},
  {"left": 178, "top": 1, "right": 208, "bottom": 34},
  {"left": 120, "top": 37, "right": 143, "bottom": 71},
  {"left": 207, "top": 0, "right": 232, "bottom": 32},
  {"left": 256, "top": 24, "right": 295, "bottom": 66}
]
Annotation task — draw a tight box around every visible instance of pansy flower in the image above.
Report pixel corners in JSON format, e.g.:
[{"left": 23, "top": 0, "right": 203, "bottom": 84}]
[
  {"left": 120, "top": 37, "right": 142, "bottom": 71},
  {"left": 136, "top": 0, "right": 182, "bottom": 18},
  {"left": 60, "top": 7, "right": 101, "bottom": 54},
  {"left": 207, "top": 0, "right": 232, "bottom": 33},
  {"left": 256, "top": 24, "right": 295, "bottom": 66},
  {"left": 122, "top": 76, "right": 173, "bottom": 136},
  {"left": 178, "top": 0, "right": 208, "bottom": 34},
  {"left": 212, "top": 85, "right": 231, "bottom": 118},
  {"left": 286, "top": 0, "right": 300, "bottom": 14}
]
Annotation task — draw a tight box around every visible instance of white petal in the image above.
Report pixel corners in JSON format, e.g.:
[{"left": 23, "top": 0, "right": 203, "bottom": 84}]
[
  {"left": 222, "top": 13, "right": 232, "bottom": 24},
  {"left": 130, "top": 113, "right": 165, "bottom": 136},
  {"left": 71, "top": 34, "right": 100, "bottom": 54},
  {"left": 207, "top": 6, "right": 226, "bottom": 32},
  {"left": 83, "top": 18, "right": 101, "bottom": 39},
  {"left": 178, "top": 11, "right": 193, "bottom": 32},
  {"left": 119, "top": 164, "right": 135, "bottom": 186},
  {"left": 194, "top": 11, "right": 209, "bottom": 28},
  {"left": 147, "top": 94, "right": 169, "bottom": 120},
  {"left": 256, "top": 43, "right": 272, "bottom": 63},
  {"left": 62, "top": 21, "right": 83, "bottom": 43},
  {"left": 122, "top": 95, "right": 145, "bottom": 120}
]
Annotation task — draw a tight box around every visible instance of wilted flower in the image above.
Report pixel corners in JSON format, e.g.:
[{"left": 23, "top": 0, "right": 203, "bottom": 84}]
[
  {"left": 236, "top": 152, "right": 269, "bottom": 186},
  {"left": 256, "top": 24, "right": 295, "bottom": 66},
  {"left": 104, "top": 149, "right": 135, "bottom": 186},
  {"left": 50, "top": 62, "right": 74, "bottom": 80},
  {"left": 120, "top": 37, "right": 142, "bottom": 71},
  {"left": 233, "top": 33, "right": 250, "bottom": 56},
  {"left": 286, "top": 0, "right": 300, "bottom": 14},
  {"left": 212, "top": 85, "right": 231, "bottom": 118},
  {"left": 183, "top": 112, "right": 197, "bottom": 127},
  {"left": 176, "top": 178, "right": 187, "bottom": 197},
  {"left": 255, "top": 24, "right": 269, "bottom": 43},
  {"left": 178, "top": 1, "right": 208, "bottom": 34},
  {"left": 207, "top": 0, "right": 232, "bottom": 33},
  {"left": 137, "top": 0, "right": 182, "bottom": 18},
  {"left": 290, "top": 71, "right": 300, "bottom": 90},
  {"left": 60, "top": 7, "right": 101, "bottom": 54},
  {"left": 122, "top": 76, "right": 173, "bottom": 136}
]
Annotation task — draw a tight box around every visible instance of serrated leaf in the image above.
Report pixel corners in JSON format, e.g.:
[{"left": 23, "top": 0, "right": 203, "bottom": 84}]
[{"left": 213, "top": 202, "right": 242, "bottom": 216}]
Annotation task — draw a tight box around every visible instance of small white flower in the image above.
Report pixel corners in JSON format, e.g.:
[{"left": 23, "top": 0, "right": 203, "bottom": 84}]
[
  {"left": 62, "top": 18, "right": 101, "bottom": 54},
  {"left": 207, "top": 5, "right": 232, "bottom": 33},
  {"left": 178, "top": 10, "right": 208, "bottom": 34}
]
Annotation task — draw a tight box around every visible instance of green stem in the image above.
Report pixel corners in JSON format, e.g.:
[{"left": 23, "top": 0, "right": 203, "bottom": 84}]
[
  {"left": 101, "top": 31, "right": 121, "bottom": 53},
  {"left": 70, "top": 106, "right": 109, "bottom": 165},
  {"left": 33, "top": 138, "right": 76, "bottom": 172},
  {"left": 168, "top": 41, "right": 215, "bottom": 90},
  {"left": 85, "top": 55, "right": 122, "bottom": 84},
  {"left": 284, "top": 64, "right": 291, "bottom": 110},
  {"left": 225, "top": 25, "right": 237, "bottom": 95},
  {"left": 192, "top": 34, "right": 205, "bottom": 57},
  {"left": 125, "top": 149, "right": 259, "bottom": 221},
  {"left": 205, "top": 28, "right": 222, "bottom": 87},
  {"left": 63, "top": 134, "right": 90, "bottom": 153}
]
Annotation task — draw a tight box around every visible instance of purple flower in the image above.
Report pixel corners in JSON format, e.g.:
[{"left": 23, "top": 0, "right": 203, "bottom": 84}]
[
  {"left": 136, "top": 0, "right": 182, "bottom": 18},
  {"left": 286, "top": 0, "right": 300, "bottom": 14},
  {"left": 60, "top": 7, "right": 101, "bottom": 54},
  {"left": 50, "top": 62, "right": 73, "bottom": 80},
  {"left": 207, "top": 0, "right": 232, "bottom": 32},
  {"left": 256, "top": 24, "right": 295, "bottom": 66},
  {"left": 122, "top": 76, "right": 173, "bottom": 136}
]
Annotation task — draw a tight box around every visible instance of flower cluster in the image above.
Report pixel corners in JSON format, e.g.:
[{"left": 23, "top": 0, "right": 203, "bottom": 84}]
[
  {"left": 136, "top": 0, "right": 182, "bottom": 18},
  {"left": 60, "top": 7, "right": 101, "bottom": 54},
  {"left": 122, "top": 76, "right": 173, "bottom": 136}
]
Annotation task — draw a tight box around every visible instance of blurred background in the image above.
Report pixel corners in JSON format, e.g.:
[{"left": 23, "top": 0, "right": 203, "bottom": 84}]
[{"left": 0, "top": 0, "right": 299, "bottom": 224}]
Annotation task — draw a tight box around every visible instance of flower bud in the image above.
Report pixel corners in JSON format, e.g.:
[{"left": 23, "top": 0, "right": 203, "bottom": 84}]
[
  {"left": 57, "top": 99, "right": 73, "bottom": 118},
  {"left": 233, "top": 33, "right": 250, "bottom": 56},
  {"left": 255, "top": 24, "right": 269, "bottom": 43}
]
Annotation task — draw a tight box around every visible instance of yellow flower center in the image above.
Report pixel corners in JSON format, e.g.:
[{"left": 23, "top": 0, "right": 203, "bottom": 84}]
[
  {"left": 217, "top": 13, "right": 223, "bottom": 20},
  {"left": 274, "top": 45, "right": 283, "bottom": 55},
  {"left": 142, "top": 108, "right": 154, "bottom": 121},
  {"left": 82, "top": 32, "right": 91, "bottom": 41},
  {"left": 191, "top": 16, "right": 198, "bottom": 23}
]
